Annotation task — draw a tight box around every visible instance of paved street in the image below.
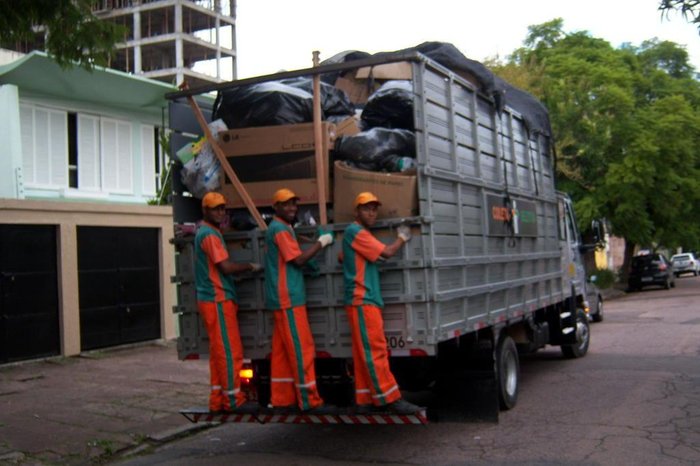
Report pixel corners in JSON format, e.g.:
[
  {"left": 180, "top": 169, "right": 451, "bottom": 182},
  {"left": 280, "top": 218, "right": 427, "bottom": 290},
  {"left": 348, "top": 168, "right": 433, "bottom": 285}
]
[{"left": 113, "top": 277, "right": 700, "bottom": 466}]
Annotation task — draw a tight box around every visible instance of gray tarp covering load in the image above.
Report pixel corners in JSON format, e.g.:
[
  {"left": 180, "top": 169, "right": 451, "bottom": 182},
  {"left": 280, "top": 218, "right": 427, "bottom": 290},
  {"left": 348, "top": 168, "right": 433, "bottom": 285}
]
[{"left": 325, "top": 42, "right": 552, "bottom": 138}]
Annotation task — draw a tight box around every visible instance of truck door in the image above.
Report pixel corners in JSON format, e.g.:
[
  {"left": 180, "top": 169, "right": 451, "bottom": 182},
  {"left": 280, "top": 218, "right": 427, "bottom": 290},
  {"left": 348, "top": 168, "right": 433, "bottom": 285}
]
[{"left": 558, "top": 195, "right": 587, "bottom": 298}]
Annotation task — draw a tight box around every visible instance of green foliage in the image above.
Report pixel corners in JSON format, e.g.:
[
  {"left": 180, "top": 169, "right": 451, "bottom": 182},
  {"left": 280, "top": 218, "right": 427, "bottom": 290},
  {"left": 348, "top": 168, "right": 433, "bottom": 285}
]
[
  {"left": 590, "top": 268, "right": 617, "bottom": 289},
  {"left": 148, "top": 130, "right": 173, "bottom": 206},
  {"left": 489, "top": 19, "right": 700, "bottom": 267},
  {"left": 0, "top": 0, "right": 125, "bottom": 69}
]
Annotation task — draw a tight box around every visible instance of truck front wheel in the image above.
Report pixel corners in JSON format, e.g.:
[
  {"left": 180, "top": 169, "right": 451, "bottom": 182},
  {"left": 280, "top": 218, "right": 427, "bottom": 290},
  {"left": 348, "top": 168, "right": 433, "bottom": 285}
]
[
  {"left": 496, "top": 335, "right": 519, "bottom": 410},
  {"left": 561, "top": 308, "right": 590, "bottom": 359}
]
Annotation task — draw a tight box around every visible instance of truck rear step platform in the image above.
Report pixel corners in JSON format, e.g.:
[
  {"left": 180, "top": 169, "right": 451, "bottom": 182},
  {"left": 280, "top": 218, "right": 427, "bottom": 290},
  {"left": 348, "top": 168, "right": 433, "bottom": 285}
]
[{"left": 180, "top": 407, "right": 428, "bottom": 425}]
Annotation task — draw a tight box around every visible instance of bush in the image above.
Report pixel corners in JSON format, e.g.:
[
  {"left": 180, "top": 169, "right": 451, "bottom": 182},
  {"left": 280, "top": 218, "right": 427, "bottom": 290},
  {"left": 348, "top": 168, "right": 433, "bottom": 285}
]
[{"left": 589, "top": 268, "right": 616, "bottom": 289}]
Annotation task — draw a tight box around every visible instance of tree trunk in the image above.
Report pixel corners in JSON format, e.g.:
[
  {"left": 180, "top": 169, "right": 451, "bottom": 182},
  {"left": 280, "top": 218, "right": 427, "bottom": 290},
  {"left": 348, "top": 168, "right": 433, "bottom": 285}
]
[{"left": 619, "top": 240, "right": 636, "bottom": 285}]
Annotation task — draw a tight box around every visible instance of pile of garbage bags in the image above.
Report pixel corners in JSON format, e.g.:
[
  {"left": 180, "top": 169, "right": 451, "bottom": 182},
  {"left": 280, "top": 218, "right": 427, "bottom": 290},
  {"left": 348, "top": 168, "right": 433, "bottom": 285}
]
[{"left": 210, "top": 75, "right": 418, "bottom": 175}]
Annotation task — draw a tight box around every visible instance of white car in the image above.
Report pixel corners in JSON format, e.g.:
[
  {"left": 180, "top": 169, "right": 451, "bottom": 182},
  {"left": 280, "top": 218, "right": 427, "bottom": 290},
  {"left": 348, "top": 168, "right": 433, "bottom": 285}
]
[{"left": 670, "top": 253, "right": 699, "bottom": 277}]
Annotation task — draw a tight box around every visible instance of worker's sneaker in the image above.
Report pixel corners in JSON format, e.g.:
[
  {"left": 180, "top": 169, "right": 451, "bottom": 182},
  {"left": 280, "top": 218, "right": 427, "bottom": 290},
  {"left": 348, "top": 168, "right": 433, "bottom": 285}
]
[{"left": 385, "top": 399, "right": 422, "bottom": 414}]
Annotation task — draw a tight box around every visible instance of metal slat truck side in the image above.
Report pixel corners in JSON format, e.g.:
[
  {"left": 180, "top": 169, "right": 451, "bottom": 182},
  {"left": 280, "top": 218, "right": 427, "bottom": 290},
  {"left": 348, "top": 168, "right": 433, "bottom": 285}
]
[{"left": 168, "top": 50, "right": 593, "bottom": 422}]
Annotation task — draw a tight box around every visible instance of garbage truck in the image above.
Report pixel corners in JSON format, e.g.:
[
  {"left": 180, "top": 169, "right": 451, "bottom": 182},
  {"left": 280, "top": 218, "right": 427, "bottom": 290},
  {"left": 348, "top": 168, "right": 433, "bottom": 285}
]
[{"left": 166, "top": 44, "right": 598, "bottom": 424}]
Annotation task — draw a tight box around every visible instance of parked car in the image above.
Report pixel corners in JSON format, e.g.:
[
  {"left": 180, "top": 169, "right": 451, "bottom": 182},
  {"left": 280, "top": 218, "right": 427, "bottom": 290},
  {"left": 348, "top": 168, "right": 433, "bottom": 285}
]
[
  {"left": 586, "top": 277, "right": 604, "bottom": 322},
  {"left": 628, "top": 253, "right": 676, "bottom": 291},
  {"left": 670, "top": 253, "right": 699, "bottom": 277}
]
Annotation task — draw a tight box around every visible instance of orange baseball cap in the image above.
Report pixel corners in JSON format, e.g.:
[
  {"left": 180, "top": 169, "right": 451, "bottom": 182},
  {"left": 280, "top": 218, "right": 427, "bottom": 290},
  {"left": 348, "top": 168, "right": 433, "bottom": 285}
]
[
  {"left": 272, "top": 188, "right": 300, "bottom": 204},
  {"left": 354, "top": 192, "right": 382, "bottom": 207},
  {"left": 202, "top": 192, "right": 226, "bottom": 208}
]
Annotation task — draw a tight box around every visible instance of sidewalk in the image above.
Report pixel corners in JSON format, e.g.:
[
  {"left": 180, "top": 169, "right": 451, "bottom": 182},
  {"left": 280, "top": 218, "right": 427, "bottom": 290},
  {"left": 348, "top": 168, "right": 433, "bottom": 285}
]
[{"left": 0, "top": 341, "right": 212, "bottom": 465}]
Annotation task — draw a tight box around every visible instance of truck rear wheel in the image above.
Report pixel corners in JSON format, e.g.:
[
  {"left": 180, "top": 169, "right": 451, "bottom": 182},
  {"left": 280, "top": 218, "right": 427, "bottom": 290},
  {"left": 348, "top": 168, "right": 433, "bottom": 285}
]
[
  {"left": 496, "top": 335, "right": 519, "bottom": 410},
  {"left": 561, "top": 308, "right": 590, "bottom": 359}
]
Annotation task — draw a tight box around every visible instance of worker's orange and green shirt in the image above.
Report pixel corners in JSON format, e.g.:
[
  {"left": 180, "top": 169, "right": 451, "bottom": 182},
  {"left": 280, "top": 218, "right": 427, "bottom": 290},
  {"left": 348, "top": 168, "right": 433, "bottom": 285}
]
[
  {"left": 264, "top": 216, "right": 306, "bottom": 310},
  {"left": 342, "top": 222, "right": 386, "bottom": 308},
  {"left": 194, "top": 222, "right": 237, "bottom": 303}
]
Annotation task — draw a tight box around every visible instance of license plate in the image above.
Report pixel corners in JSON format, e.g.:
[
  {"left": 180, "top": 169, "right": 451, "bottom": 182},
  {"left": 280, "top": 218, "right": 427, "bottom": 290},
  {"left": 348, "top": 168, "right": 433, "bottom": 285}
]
[{"left": 642, "top": 277, "right": 653, "bottom": 282}]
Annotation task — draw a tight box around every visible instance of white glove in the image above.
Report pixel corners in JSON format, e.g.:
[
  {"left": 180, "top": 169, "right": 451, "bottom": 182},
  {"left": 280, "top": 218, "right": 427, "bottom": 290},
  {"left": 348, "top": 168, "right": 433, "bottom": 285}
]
[
  {"left": 249, "top": 262, "right": 262, "bottom": 272},
  {"left": 396, "top": 224, "right": 412, "bottom": 242},
  {"left": 317, "top": 233, "right": 334, "bottom": 248}
]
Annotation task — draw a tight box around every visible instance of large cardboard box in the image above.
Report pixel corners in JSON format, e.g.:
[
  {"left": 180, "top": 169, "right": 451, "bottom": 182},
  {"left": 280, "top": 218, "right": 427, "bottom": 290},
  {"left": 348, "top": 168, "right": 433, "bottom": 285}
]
[
  {"left": 216, "top": 122, "right": 333, "bottom": 208},
  {"left": 334, "top": 76, "right": 378, "bottom": 104},
  {"left": 217, "top": 122, "right": 336, "bottom": 156},
  {"left": 355, "top": 61, "right": 413, "bottom": 80},
  {"left": 333, "top": 161, "right": 418, "bottom": 222}
]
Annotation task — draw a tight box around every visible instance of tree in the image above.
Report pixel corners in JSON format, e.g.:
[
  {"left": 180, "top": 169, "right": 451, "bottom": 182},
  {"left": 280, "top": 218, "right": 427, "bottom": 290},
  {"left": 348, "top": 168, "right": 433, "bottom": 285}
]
[
  {"left": 489, "top": 20, "right": 700, "bottom": 279},
  {"left": 659, "top": 0, "right": 700, "bottom": 29},
  {"left": 0, "top": 0, "right": 124, "bottom": 69}
]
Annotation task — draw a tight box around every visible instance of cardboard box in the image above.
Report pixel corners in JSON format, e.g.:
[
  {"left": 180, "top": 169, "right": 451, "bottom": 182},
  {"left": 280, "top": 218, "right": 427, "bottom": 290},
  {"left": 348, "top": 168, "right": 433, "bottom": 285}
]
[
  {"left": 221, "top": 177, "right": 330, "bottom": 209},
  {"left": 355, "top": 61, "right": 413, "bottom": 80},
  {"left": 217, "top": 122, "right": 336, "bottom": 157},
  {"left": 335, "top": 75, "right": 377, "bottom": 104},
  {"left": 335, "top": 116, "right": 361, "bottom": 137},
  {"left": 216, "top": 122, "right": 332, "bottom": 209},
  {"left": 333, "top": 161, "right": 418, "bottom": 222}
]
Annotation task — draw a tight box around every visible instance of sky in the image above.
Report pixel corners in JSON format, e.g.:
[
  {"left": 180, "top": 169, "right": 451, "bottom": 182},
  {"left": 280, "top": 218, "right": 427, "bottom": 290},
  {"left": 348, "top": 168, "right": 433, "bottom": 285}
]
[{"left": 230, "top": 0, "right": 700, "bottom": 79}]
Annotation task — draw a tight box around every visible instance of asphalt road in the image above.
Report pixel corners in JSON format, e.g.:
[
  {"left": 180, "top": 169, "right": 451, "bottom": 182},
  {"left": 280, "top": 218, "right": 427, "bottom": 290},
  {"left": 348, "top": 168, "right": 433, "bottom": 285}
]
[{"left": 114, "top": 277, "right": 700, "bottom": 466}]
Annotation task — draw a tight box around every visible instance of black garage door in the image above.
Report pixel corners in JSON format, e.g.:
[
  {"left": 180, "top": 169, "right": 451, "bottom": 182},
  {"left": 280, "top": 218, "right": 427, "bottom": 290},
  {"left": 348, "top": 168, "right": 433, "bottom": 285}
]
[
  {"left": 78, "top": 226, "right": 161, "bottom": 350},
  {"left": 0, "top": 224, "right": 60, "bottom": 363}
]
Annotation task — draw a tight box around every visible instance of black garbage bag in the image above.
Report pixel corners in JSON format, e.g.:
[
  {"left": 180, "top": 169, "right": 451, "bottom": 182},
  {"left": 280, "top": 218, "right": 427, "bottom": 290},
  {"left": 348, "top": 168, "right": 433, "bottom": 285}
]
[
  {"left": 334, "top": 127, "right": 416, "bottom": 172},
  {"left": 280, "top": 77, "right": 355, "bottom": 123},
  {"left": 319, "top": 50, "right": 372, "bottom": 84},
  {"left": 360, "top": 80, "right": 414, "bottom": 131},
  {"left": 212, "top": 81, "right": 314, "bottom": 128}
]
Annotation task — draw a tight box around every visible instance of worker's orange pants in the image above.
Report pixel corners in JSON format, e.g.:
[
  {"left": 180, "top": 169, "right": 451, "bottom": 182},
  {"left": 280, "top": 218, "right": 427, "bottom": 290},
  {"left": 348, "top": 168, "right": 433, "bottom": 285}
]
[
  {"left": 270, "top": 306, "right": 323, "bottom": 410},
  {"left": 345, "top": 304, "right": 401, "bottom": 406},
  {"left": 198, "top": 300, "right": 246, "bottom": 411}
]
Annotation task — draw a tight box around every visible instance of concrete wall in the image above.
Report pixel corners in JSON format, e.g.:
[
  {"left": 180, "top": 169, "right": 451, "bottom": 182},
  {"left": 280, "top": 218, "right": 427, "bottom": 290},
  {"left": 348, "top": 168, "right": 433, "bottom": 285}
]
[{"left": 0, "top": 199, "right": 175, "bottom": 356}]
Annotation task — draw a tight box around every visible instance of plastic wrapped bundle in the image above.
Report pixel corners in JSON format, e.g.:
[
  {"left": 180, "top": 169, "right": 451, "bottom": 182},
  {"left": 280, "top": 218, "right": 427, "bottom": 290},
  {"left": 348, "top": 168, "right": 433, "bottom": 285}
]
[
  {"left": 360, "top": 80, "right": 414, "bottom": 131},
  {"left": 213, "top": 82, "right": 314, "bottom": 128},
  {"left": 334, "top": 127, "right": 416, "bottom": 172},
  {"left": 179, "top": 119, "right": 228, "bottom": 198},
  {"left": 280, "top": 77, "right": 355, "bottom": 123}
]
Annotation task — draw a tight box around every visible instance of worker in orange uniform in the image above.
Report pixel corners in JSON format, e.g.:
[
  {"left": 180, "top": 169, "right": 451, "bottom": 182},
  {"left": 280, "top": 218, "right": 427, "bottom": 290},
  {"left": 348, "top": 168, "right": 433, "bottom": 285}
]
[
  {"left": 342, "top": 192, "right": 421, "bottom": 414},
  {"left": 264, "top": 188, "right": 334, "bottom": 413},
  {"left": 195, "top": 192, "right": 261, "bottom": 413}
]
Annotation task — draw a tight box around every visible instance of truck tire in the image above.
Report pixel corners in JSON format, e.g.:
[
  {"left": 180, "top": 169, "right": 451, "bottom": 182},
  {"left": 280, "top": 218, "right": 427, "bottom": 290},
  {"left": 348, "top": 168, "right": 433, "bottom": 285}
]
[
  {"left": 591, "top": 297, "right": 604, "bottom": 323},
  {"left": 496, "top": 335, "right": 519, "bottom": 410},
  {"left": 561, "top": 308, "right": 590, "bottom": 359}
]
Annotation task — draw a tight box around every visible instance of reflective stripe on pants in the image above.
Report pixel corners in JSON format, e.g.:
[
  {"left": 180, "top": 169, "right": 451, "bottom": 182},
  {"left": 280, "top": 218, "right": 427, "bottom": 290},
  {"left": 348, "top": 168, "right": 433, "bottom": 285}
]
[
  {"left": 271, "top": 306, "right": 323, "bottom": 410},
  {"left": 198, "top": 300, "right": 246, "bottom": 411},
  {"left": 345, "top": 304, "right": 401, "bottom": 406}
]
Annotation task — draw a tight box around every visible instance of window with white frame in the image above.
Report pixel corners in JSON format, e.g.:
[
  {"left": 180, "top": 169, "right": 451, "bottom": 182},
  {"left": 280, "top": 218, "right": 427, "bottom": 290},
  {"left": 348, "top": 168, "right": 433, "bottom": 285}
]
[
  {"left": 20, "top": 105, "right": 68, "bottom": 188},
  {"left": 19, "top": 103, "right": 158, "bottom": 197}
]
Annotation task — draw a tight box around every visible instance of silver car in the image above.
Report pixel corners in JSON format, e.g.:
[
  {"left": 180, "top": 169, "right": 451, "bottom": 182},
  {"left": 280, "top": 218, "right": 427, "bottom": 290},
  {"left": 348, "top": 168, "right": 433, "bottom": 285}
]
[{"left": 671, "top": 253, "right": 699, "bottom": 277}]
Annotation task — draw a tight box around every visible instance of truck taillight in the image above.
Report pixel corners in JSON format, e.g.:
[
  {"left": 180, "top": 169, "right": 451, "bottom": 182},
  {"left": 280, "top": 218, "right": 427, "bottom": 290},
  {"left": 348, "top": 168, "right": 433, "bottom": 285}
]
[
  {"left": 658, "top": 263, "right": 667, "bottom": 271},
  {"left": 409, "top": 349, "right": 428, "bottom": 357},
  {"left": 315, "top": 350, "right": 332, "bottom": 358},
  {"left": 184, "top": 353, "right": 200, "bottom": 360},
  {"left": 240, "top": 368, "right": 254, "bottom": 380}
]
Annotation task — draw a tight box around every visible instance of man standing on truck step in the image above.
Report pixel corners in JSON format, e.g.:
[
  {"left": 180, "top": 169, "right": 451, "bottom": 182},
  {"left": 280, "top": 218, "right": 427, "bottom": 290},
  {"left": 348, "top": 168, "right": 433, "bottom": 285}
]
[
  {"left": 265, "top": 188, "right": 334, "bottom": 413},
  {"left": 195, "top": 192, "right": 261, "bottom": 413},
  {"left": 342, "top": 192, "right": 421, "bottom": 414}
]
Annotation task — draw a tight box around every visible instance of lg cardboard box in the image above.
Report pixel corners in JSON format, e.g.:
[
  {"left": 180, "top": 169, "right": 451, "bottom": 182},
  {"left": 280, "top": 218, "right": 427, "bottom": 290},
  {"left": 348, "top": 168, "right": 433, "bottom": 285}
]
[
  {"left": 217, "top": 122, "right": 335, "bottom": 156},
  {"left": 216, "top": 122, "right": 333, "bottom": 208},
  {"left": 333, "top": 161, "right": 417, "bottom": 222}
]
